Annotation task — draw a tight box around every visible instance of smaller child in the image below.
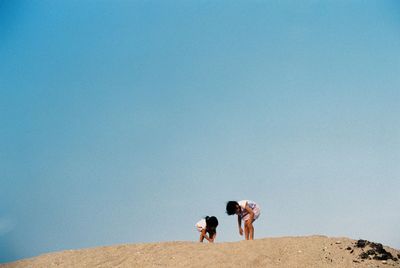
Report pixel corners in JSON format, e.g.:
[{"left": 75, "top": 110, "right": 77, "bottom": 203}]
[
  {"left": 226, "top": 200, "right": 261, "bottom": 240},
  {"left": 195, "top": 216, "right": 219, "bottom": 243}
]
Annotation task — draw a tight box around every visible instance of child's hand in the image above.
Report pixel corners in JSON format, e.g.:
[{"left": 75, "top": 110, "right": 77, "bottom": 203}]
[{"left": 239, "top": 227, "right": 243, "bottom": 236}]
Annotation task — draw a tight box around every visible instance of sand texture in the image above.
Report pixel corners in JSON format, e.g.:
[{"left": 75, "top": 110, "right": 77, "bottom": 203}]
[{"left": 3, "top": 235, "right": 400, "bottom": 268}]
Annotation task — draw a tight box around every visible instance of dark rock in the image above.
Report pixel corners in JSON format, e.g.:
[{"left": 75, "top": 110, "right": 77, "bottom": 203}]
[
  {"left": 346, "top": 247, "right": 352, "bottom": 250},
  {"left": 355, "top": 240, "right": 398, "bottom": 261},
  {"left": 373, "top": 254, "right": 387, "bottom": 260},
  {"left": 350, "top": 249, "right": 354, "bottom": 254},
  {"left": 393, "top": 257, "right": 398, "bottom": 261},
  {"left": 370, "top": 242, "right": 384, "bottom": 254},
  {"left": 356, "top": 240, "right": 368, "bottom": 248},
  {"left": 368, "top": 242, "right": 394, "bottom": 261},
  {"left": 373, "top": 252, "right": 393, "bottom": 261}
]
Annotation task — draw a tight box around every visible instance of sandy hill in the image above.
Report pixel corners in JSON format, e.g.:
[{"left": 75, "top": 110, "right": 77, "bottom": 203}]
[{"left": 2, "top": 235, "right": 400, "bottom": 268}]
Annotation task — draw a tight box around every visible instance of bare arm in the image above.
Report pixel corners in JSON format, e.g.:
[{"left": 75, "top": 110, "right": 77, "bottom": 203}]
[
  {"left": 200, "top": 229, "right": 214, "bottom": 242},
  {"left": 237, "top": 215, "right": 243, "bottom": 235},
  {"left": 199, "top": 229, "right": 206, "bottom": 242}
]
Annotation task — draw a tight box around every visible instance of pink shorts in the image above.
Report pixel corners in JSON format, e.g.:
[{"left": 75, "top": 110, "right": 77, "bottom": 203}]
[{"left": 242, "top": 205, "right": 261, "bottom": 222}]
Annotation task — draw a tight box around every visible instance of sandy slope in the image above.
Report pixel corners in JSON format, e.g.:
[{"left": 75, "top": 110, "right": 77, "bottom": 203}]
[{"left": 2, "top": 236, "right": 400, "bottom": 268}]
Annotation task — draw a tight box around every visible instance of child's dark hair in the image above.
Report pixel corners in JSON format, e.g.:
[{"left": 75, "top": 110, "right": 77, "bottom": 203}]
[
  {"left": 226, "top": 201, "right": 239, "bottom": 215},
  {"left": 205, "top": 216, "right": 218, "bottom": 228}
]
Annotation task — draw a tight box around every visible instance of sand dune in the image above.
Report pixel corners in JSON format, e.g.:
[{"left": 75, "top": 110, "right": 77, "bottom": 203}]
[{"left": 3, "top": 235, "right": 400, "bottom": 267}]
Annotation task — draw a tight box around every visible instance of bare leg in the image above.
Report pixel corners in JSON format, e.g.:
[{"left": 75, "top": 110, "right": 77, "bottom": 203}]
[
  {"left": 248, "top": 220, "right": 254, "bottom": 240},
  {"left": 199, "top": 233, "right": 205, "bottom": 242},
  {"left": 244, "top": 223, "right": 249, "bottom": 240},
  {"left": 210, "top": 233, "right": 216, "bottom": 243}
]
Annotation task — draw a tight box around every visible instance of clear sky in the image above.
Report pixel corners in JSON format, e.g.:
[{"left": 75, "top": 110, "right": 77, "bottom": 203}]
[{"left": 1, "top": 0, "right": 399, "bottom": 263}]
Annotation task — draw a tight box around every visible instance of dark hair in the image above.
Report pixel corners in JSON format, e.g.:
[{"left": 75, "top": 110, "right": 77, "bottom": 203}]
[
  {"left": 205, "top": 216, "right": 218, "bottom": 228},
  {"left": 226, "top": 201, "right": 239, "bottom": 215}
]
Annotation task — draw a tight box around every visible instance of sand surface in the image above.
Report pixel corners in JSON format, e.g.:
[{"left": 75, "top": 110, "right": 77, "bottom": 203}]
[{"left": 2, "top": 235, "right": 400, "bottom": 268}]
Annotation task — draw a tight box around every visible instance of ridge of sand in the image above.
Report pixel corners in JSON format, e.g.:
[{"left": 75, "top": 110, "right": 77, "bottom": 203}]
[{"left": 2, "top": 235, "right": 400, "bottom": 267}]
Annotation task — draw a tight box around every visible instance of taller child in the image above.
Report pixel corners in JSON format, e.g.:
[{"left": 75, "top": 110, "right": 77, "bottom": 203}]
[{"left": 226, "top": 200, "right": 261, "bottom": 240}]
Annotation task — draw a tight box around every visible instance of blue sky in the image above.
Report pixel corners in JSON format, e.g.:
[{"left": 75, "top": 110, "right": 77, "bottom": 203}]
[{"left": 1, "top": 0, "right": 400, "bottom": 263}]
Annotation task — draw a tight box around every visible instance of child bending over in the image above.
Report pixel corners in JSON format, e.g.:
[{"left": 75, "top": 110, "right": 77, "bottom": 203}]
[
  {"left": 195, "top": 216, "right": 218, "bottom": 243},
  {"left": 226, "top": 200, "right": 260, "bottom": 240}
]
